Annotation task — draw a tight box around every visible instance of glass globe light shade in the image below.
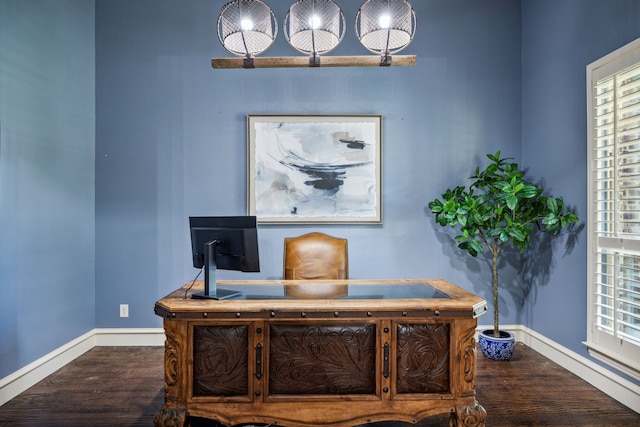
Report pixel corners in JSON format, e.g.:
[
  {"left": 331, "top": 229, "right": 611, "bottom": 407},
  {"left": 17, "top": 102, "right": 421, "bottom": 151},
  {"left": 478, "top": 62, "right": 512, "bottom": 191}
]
[
  {"left": 284, "top": 0, "right": 346, "bottom": 56},
  {"left": 217, "top": 0, "right": 278, "bottom": 57},
  {"left": 356, "top": 0, "right": 416, "bottom": 56}
]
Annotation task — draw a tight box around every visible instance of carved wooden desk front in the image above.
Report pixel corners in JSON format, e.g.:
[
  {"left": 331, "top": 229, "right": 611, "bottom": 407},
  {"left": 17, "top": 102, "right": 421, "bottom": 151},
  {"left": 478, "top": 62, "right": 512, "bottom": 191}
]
[{"left": 153, "top": 279, "right": 487, "bottom": 427}]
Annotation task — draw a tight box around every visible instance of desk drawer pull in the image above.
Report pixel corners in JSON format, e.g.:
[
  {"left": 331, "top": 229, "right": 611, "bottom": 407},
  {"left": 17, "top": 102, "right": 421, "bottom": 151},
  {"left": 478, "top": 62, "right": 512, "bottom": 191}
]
[
  {"left": 383, "top": 342, "right": 390, "bottom": 378},
  {"left": 256, "top": 343, "right": 263, "bottom": 379}
]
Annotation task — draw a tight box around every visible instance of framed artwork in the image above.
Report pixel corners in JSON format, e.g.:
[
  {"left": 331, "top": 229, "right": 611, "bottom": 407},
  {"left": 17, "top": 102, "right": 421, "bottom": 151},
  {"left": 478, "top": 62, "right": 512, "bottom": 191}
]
[{"left": 247, "top": 114, "right": 382, "bottom": 224}]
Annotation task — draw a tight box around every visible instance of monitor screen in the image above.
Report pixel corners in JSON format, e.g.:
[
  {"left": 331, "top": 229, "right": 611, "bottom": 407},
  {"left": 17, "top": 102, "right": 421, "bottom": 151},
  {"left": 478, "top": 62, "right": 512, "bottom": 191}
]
[
  {"left": 189, "top": 216, "right": 260, "bottom": 299},
  {"left": 190, "top": 216, "right": 260, "bottom": 272}
]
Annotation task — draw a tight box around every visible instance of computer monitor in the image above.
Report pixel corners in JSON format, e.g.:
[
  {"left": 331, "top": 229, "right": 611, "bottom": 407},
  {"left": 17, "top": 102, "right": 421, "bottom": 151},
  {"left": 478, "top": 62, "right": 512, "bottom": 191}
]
[{"left": 189, "top": 216, "right": 260, "bottom": 299}]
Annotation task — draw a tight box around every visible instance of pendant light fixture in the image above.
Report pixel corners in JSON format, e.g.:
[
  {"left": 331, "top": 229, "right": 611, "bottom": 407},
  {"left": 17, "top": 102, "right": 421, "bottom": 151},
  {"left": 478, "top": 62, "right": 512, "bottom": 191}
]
[
  {"left": 217, "top": 0, "right": 278, "bottom": 67},
  {"left": 212, "top": 0, "right": 416, "bottom": 69},
  {"left": 284, "top": 0, "right": 346, "bottom": 66},
  {"left": 356, "top": 0, "right": 416, "bottom": 65}
]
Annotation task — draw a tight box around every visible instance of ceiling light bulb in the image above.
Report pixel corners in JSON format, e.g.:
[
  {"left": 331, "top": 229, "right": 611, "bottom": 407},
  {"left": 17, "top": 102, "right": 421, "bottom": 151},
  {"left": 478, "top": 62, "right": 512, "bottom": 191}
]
[
  {"left": 241, "top": 18, "right": 253, "bottom": 31},
  {"left": 309, "top": 14, "right": 322, "bottom": 29},
  {"left": 378, "top": 13, "right": 390, "bottom": 28}
]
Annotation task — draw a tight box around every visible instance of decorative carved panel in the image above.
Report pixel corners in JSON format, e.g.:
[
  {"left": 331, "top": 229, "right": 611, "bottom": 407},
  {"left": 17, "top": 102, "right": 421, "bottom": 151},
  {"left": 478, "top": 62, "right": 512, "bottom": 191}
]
[
  {"left": 153, "top": 407, "right": 186, "bottom": 427},
  {"left": 451, "top": 402, "right": 487, "bottom": 426},
  {"left": 461, "top": 323, "right": 477, "bottom": 384},
  {"left": 162, "top": 320, "right": 186, "bottom": 404},
  {"left": 269, "top": 324, "right": 376, "bottom": 395},
  {"left": 164, "top": 333, "right": 180, "bottom": 387},
  {"left": 396, "top": 323, "right": 450, "bottom": 393},
  {"left": 193, "top": 326, "right": 249, "bottom": 396}
]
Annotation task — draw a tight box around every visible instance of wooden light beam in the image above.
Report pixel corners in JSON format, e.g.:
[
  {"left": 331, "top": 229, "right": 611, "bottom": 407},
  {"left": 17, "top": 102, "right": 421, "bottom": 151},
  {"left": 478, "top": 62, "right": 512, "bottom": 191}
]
[{"left": 211, "top": 54, "right": 416, "bottom": 69}]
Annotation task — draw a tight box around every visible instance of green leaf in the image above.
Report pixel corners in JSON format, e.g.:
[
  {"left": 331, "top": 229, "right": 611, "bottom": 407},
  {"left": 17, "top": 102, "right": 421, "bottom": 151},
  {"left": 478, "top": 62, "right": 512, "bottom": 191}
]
[
  {"left": 494, "top": 181, "right": 511, "bottom": 192},
  {"left": 513, "top": 182, "right": 525, "bottom": 194},
  {"left": 487, "top": 151, "right": 500, "bottom": 162},
  {"left": 428, "top": 200, "right": 443, "bottom": 212},
  {"left": 508, "top": 228, "right": 526, "bottom": 242},
  {"left": 486, "top": 228, "right": 500, "bottom": 237},
  {"left": 468, "top": 239, "right": 483, "bottom": 255},
  {"left": 519, "top": 185, "right": 538, "bottom": 198},
  {"left": 506, "top": 195, "right": 517, "bottom": 210},
  {"left": 565, "top": 213, "right": 579, "bottom": 223},
  {"left": 472, "top": 212, "right": 484, "bottom": 225},
  {"left": 542, "top": 213, "right": 559, "bottom": 226}
]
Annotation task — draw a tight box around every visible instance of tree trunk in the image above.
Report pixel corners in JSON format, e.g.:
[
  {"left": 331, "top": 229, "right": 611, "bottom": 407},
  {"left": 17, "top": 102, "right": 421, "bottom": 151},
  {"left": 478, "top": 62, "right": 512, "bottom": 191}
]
[{"left": 492, "top": 249, "right": 500, "bottom": 338}]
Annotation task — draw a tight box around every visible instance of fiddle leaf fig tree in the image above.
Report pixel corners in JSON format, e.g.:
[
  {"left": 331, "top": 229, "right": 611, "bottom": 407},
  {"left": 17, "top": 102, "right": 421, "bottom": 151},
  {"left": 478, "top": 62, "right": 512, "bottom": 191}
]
[{"left": 428, "top": 151, "right": 578, "bottom": 338}]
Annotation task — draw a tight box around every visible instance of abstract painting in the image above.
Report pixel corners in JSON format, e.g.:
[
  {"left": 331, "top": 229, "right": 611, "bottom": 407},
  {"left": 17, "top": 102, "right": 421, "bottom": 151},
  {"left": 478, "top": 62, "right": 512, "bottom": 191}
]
[{"left": 247, "top": 115, "right": 382, "bottom": 224}]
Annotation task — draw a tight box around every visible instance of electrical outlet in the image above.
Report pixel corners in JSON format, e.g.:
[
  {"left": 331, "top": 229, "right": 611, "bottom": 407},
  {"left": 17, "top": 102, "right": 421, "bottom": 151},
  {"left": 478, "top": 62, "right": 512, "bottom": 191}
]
[{"left": 120, "top": 304, "right": 129, "bottom": 318}]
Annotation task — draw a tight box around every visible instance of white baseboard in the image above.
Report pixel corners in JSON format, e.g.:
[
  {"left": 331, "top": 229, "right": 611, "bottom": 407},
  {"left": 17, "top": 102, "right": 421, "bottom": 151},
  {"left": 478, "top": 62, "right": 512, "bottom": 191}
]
[
  {"left": 0, "top": 328, "right": 165, "bottom": 406},
  {"left": 2, "top": 326, "right": 639, "bottom": 414},
  {"left": 478, "top": 324, "right": 640, "bottom": 414},
  {"left": 0, "top": 330, "right": 96, "bottom": 406},
  {"left": 94, "top": 328, "right": 165, "bottom": 347}
]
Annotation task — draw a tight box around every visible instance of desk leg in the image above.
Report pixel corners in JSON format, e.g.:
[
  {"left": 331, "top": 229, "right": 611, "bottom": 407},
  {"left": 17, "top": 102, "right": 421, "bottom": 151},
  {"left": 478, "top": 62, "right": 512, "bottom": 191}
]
[
  {"left": 449, "top": 402, "right": 487, "bottom": 427},
  {"left": 155, "top": 320, "right": 188, "bottom": 427},
  {"left": 154, "top": 406, "right": 186, "bottom": 427}
]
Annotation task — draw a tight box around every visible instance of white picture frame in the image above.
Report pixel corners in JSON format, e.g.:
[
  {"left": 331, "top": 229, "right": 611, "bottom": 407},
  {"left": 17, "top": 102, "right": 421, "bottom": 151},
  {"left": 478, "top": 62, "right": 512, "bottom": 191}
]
[{"left": 247, "top": 114, "right": 382, "bottom": 224}]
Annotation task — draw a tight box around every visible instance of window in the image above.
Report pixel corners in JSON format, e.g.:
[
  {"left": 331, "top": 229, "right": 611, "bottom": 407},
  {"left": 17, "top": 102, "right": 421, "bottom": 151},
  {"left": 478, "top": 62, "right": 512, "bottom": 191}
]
[{"left": 587, "top": 37, "right": 640, "bottom": 381}]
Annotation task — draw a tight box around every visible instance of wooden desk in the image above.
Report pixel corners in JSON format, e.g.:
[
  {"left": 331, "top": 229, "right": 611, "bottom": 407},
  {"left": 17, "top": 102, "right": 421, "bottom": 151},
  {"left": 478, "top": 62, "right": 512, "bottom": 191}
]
[{"left": 153, "top": 279, "right": 487, "bottom": 427}]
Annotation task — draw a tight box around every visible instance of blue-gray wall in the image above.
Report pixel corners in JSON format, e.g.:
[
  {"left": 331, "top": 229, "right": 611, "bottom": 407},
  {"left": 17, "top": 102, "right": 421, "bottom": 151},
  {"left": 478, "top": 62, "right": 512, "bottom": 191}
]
[
  {"left": 94, "top": 0, "right": 522, "bottom": 329},
  {"left": 521, "top": 0, "right": 640, "bottom": 384},
  {"left": 0, "top": 0, "right": 95, "bottom": 378},
  {"left": 2, "top": 0, "right": 640, "bottom": 389}
]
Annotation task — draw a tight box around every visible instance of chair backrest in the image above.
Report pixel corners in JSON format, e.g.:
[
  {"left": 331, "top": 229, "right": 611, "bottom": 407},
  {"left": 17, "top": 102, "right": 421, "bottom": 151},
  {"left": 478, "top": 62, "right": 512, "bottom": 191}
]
[
  {"left": 283, "top": 232, "right": 349, "bottom": 298},
  {"left": 283, "top": 232, "right": 349, "bottom": 280}
]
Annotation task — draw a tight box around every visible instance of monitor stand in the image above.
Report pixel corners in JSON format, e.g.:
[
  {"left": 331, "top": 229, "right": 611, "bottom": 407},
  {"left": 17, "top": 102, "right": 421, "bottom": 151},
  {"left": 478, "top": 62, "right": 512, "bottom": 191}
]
[{"left": 191, "top": 240, "right": 243, "bottom": 300}]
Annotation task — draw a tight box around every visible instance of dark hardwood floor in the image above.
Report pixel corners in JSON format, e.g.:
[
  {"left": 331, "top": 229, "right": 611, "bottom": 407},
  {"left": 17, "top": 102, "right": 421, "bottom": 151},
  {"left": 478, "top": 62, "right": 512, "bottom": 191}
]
[{"left": 0, "top": 343, "right": 637, "bottom": 426}]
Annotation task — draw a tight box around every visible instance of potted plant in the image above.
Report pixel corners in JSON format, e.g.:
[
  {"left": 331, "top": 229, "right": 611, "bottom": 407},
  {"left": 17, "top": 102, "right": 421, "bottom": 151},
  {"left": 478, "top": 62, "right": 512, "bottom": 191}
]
[{"left": 427, "top": 151, "right": 578, "bottom": 360}]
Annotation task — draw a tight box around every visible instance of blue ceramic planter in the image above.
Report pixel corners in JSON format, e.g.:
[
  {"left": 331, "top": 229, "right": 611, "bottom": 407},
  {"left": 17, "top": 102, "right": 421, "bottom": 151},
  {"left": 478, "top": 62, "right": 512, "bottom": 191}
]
[{"left": 478, "top": 330, "right": 515, "bottom": 361}]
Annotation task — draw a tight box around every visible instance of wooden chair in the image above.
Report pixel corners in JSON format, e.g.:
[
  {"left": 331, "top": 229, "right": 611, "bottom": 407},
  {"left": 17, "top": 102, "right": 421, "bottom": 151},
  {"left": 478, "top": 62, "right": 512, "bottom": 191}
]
[{"left": 283, "top": 232, "right": 348, "bottom": 298}]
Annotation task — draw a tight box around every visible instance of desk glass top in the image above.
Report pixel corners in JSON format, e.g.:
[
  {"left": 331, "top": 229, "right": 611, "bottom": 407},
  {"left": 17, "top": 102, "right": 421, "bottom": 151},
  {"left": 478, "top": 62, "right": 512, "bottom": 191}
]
[{"left": 208, "top": 281, "right": 450, "bottom": 300}]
